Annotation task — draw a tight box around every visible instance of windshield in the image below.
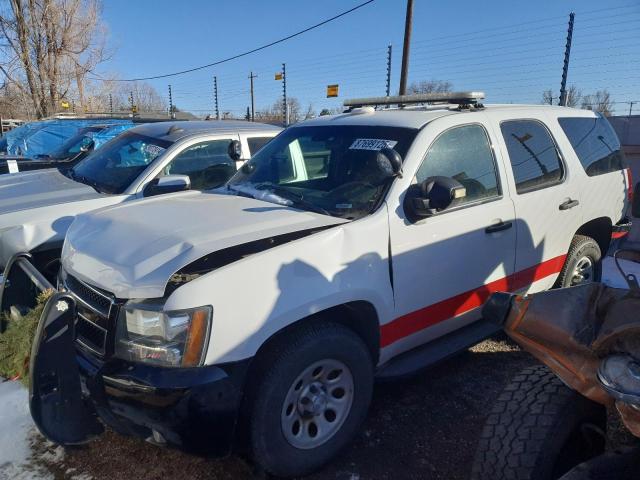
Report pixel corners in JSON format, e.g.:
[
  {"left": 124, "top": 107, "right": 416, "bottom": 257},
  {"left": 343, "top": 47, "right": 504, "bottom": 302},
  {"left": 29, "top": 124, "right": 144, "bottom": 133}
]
[
  {"left": 47, "top": 126, "right": 104, "bottom": 160},
  {"left": 227, "top": 125, "right": 417, "bottom": 219},
  {"left": 71, "top": 131, "right": 173, "bottom": 194}
]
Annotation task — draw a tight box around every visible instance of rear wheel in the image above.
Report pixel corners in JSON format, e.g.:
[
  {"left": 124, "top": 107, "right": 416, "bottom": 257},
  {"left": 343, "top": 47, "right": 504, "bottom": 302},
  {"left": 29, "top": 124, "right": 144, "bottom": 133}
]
[
  {"left": 555, "top": 235, "right": 602, "bottom": 288},
  {"left": 248, "top": 322, "right": 374, "bottom": 478},
  {"left": 471, "top": 365, "right": 606, "bottom": 480}
]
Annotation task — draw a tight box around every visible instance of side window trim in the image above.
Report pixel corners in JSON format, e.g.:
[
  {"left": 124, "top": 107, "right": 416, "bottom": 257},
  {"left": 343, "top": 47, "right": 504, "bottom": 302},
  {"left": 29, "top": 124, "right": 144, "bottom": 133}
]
[
  {"left": 412, "top": 122, "right": 504, "bottom": 216},
  {"left": 499, "top": 118, "right": 567, "bottom": 195}
]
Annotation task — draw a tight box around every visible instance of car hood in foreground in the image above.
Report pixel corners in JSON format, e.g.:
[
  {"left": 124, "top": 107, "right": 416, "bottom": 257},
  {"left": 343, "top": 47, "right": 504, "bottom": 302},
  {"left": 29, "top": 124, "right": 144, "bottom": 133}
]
[
  {"left": 63, "top": 192, "right": 348, "bottom": 298},
  {"left": 0, "top": 168, "right": 100, "bottom": 215}
]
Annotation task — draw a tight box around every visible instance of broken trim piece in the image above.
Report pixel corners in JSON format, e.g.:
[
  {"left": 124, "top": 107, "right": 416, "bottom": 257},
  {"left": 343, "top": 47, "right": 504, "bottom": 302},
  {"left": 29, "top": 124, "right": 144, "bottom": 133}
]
[{"left": 165, "top": 224, "right": 340, "bottom": 295}]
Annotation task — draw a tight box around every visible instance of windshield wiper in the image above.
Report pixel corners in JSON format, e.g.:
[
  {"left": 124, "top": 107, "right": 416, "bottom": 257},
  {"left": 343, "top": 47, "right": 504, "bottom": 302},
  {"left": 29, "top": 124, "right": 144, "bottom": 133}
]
[
  {"left": 71, "top": 171, "right": 104, "bottom": 194},
  {"left": 255, "top": 183, "right": 331, "bottom": 216}
]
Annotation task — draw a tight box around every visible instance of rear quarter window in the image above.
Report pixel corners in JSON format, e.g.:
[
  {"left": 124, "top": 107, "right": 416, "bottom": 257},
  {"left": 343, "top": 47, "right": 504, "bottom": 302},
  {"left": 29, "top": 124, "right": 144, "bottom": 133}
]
[{"left": 558, "top": 116, "right": 626, "bottom": 176}]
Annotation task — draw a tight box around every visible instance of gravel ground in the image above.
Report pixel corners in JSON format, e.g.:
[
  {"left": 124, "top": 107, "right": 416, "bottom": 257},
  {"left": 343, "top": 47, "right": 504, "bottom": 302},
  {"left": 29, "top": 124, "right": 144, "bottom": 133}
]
[{"left": 32, "top": 336, "right": 540, "bottom": 480}]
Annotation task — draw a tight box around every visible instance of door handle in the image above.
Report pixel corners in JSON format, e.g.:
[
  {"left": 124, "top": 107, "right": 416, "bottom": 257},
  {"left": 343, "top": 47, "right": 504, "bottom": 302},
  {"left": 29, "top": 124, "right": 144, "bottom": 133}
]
[
  {"left": 485, "top": 221, "right": 513, "bottom": 234},
  {"left": 559, "top": 199, "right": 580, "bottom": 210}
]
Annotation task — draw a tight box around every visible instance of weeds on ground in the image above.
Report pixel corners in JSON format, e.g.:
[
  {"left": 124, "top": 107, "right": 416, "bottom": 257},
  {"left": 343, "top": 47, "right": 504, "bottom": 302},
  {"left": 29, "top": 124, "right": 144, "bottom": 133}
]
[{"left": 0, "top": 290, "right": 53, "bottom": 385}]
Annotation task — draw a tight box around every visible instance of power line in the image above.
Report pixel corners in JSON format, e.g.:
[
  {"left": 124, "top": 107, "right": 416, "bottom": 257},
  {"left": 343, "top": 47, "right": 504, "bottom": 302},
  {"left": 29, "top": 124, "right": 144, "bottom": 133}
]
[{"left": 91, "top": 0, "right": 375, "bottom": 82}]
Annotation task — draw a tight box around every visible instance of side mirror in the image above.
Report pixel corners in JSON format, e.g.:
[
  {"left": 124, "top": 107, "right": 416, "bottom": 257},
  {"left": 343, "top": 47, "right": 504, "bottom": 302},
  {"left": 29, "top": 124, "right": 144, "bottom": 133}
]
[
  {"left": 79, "top": 141, "right": 94, "bottom": 153},
  {"left": 633, "top": 182, "right": 640, "bottom": 218},
  {"left": 378, "top": 147, "right": 403, "bottom": 177},
  {"left": 228, "top": 140, "right": 242, "bottom": 161},
  {"left": 405, "top": 176, "right": 466, "bottom": 220},
  {"left": 143, "top": 174, "right": 191, "bottom": 197}
]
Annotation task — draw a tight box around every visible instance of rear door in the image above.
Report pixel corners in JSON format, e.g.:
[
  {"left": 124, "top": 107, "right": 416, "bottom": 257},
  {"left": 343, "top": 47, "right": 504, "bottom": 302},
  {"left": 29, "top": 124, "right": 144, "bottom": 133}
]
[
  {"left": 491, "top": 114, "right": 583, "bottom": 293},
  {"left": 386, "top": 115, "right": 517, "bottom": 355}
]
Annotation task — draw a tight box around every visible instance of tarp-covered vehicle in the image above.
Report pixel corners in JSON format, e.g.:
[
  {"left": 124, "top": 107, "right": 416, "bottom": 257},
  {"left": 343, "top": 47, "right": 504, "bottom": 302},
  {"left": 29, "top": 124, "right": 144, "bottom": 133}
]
[{"left": 0, "top": 122, "right": 136, "bottom": 174}]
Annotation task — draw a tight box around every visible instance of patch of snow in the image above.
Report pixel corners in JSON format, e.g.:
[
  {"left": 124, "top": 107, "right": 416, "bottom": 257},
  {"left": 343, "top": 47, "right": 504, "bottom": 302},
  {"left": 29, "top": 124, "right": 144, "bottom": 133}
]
[
  {"left": 602, "top": 256, "right": 640, "bottom": 289},
  {"left": 0, "top": 380, "right": 40, "bottom": 478}
]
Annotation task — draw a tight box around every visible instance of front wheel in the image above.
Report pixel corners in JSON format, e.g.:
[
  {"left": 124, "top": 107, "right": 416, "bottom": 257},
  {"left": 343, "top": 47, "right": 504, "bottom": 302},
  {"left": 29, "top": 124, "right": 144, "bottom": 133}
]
[
  {"left": 248, "top": 322, "right": 374, "bottom": 478},
  {"left": 555, "top": 235, "right": 602, "bottom": 288}
]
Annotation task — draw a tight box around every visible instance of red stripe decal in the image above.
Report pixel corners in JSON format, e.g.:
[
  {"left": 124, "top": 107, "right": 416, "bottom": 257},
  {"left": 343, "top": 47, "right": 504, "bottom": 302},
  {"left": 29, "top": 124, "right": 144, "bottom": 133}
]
[
  {"left": 612, "top": 231, "right": 628, "bottom": 239},
  {"left": 380, "top": 254, "right": 567, "bottom": 348}
]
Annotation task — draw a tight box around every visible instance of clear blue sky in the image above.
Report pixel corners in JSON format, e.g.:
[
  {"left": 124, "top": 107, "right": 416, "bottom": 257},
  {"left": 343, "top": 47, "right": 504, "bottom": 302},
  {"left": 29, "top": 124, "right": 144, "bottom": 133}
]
[{"left": 99, "top": 0, "right": 640, "bottom": 117}]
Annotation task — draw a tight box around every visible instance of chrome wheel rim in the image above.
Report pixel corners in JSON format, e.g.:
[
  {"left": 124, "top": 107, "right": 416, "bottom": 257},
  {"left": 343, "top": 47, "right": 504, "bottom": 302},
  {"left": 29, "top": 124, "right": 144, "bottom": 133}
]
[
  {"left": 281, "top": 359, "right": 354, "bottom": 449},
  {"left": 570, "top": 256, "right": 594, "bottom": 285}
]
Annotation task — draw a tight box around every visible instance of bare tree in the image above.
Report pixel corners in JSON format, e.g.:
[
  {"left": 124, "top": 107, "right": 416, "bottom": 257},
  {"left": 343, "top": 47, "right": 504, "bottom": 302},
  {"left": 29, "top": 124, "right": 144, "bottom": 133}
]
[
  {"left": 581, "top": 90, "right": 613, "bottom": 116},
  {"left": 0, "top": 0, "right": 109, "bottom": 118},
  {"left": 303, "top": 102, "right": 315, "bottom": 120},
  {"left": 541, "top": 89, "right": 554, "bottom": 105},
  {"left": 541, "top": 85, "right": 581, "bottom": 107},
  {"left": 407, "top": 79, "right": 452, "bottom": 95}
]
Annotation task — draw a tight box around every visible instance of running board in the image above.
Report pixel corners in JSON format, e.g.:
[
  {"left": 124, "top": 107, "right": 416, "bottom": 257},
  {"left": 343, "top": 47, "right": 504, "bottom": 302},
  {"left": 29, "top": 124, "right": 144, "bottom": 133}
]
[{"left": 376, "top": 319, "right": 501, "bottom": 380}]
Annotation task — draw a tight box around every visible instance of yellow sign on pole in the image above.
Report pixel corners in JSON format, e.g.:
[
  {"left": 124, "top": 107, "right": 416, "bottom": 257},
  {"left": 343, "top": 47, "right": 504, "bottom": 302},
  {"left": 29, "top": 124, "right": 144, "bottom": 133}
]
[
  {"left": 60, "top": 100, "right": 70, "bottom": 109},
  {"left": 131, "top": 105, "right": 138, "bottom": 113},
  {"left": 326, "top": 84, "right": 339, "bottom": 98},
  {"left": 274, "top": 72, "right": 283, "bottom": 81}
]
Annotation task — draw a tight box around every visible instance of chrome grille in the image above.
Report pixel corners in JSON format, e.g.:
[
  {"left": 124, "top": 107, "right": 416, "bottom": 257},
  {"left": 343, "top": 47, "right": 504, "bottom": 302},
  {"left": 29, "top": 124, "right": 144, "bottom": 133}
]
[{"left": 65, "top": 274, "right": 115, "bottom": 356}]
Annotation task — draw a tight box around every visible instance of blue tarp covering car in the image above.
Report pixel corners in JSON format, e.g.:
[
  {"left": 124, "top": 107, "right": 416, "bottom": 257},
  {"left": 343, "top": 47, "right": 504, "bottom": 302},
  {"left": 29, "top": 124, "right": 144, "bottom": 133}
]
[
  {"left": 4, "top": 119, "right": 133, "bottom": 156},
  {"left": 0, "top": 120, "right": 137, "bottom": 174}
]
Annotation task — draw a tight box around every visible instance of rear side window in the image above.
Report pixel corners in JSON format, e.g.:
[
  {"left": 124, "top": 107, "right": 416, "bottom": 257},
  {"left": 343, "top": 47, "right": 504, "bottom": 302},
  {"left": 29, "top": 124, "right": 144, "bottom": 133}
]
[
  {"left": 416, "top": 124, "right": 500, "bottom": 206},
  {"left": 558, "top": 116, "right": 626, "bottom": 176},
  {"left": 501, "top": 120, "right": 563, "bottom": 194}
]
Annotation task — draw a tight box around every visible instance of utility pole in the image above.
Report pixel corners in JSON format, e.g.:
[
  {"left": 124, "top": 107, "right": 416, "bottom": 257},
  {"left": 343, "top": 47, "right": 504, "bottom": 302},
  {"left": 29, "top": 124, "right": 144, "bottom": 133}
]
[
  {"left": 629, "top": 101, "right": 635, "bottom": 117},
  {"left": 398, "top": 0, "right": 414, "bottom": 96},
  {"left": 559, "top": 12, "right": 575, "bottom": 107},
  {"left": 386, "top": 44, "right": 393, "bottom": 97},
  {"left": 168, "top": 84, "right": 175, "bottom": 118},
  {"left": 214, "top": 76, "right": 220, "bottom": 120},
  {"left": 109, "top": 94, "right": 113, "bottom": 114},
  {"left": 129, "top": 91, "right": 134, "bottom": 114},
  {"left": 282, "top": 63, "right": 288, "bottom": 126},
  {"left": 248, "top": 71, "right": 257, "bottom": 122}
]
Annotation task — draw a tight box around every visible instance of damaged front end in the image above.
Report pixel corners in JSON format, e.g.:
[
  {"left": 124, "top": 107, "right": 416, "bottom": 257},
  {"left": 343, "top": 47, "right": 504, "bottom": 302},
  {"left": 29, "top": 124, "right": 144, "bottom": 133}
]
[{"left": 483, "top": 249, "right": 640, "bottom": 437}]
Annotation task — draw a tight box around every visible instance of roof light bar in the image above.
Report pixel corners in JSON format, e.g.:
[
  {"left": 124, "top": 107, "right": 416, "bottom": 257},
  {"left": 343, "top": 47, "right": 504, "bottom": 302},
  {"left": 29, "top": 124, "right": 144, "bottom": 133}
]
[{"left": 344, "top": 91, "right": 485, "bottom": 108}]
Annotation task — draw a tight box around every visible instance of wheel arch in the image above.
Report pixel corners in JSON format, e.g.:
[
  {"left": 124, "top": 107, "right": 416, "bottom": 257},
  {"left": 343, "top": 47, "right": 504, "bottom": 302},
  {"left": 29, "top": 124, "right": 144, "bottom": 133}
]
[
  {"left": 574, "top": 216, "right": 612, "bottom": 256},
  {"left": 251, "top": 300, "right": 381, "bottom": 369}
]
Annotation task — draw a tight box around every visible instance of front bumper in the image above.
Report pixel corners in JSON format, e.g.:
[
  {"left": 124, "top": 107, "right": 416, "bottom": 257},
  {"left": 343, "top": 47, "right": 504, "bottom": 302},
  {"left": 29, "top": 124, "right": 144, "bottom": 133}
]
[{"left": 77, "top": 347, "right": 251, "bottom": 456}]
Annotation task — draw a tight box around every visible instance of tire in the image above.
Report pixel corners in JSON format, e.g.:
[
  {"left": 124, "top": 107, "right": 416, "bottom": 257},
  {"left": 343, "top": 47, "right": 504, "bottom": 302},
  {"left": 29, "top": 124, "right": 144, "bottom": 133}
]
[
  {"left": 471, "top": 365, "right": 606, "bottom": 480},
  {"left": 555, "top": 235, "right": 602, "bottom": 288},
  {"left": 247, "top": 322, "right": 374, "bottom": 478}
]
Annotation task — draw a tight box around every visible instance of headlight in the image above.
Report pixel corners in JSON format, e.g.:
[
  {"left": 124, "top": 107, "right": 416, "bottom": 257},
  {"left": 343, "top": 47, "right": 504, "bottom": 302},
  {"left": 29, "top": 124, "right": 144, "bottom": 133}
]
[{"left": 115, "top": 301, "right": 212, "bottom": 367}]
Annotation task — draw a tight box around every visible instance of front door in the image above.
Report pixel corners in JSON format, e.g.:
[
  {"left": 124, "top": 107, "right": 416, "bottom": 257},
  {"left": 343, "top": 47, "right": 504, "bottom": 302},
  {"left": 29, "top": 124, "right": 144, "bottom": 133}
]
[{"left": 385, "top": 116, "right": 517, "bottom": 355}]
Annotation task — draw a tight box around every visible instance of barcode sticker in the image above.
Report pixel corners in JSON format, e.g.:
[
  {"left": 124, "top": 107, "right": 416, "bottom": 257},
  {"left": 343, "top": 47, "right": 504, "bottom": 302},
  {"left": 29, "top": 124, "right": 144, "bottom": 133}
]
[{"left": 349, "top": 138, "right": 397, "bottom": 151}]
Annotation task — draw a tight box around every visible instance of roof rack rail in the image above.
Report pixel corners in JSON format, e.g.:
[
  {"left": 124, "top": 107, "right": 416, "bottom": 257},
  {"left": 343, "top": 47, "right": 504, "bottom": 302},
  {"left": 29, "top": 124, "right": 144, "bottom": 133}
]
[{"left": 344, "top": 91, "right": 485, "bottom": 109}]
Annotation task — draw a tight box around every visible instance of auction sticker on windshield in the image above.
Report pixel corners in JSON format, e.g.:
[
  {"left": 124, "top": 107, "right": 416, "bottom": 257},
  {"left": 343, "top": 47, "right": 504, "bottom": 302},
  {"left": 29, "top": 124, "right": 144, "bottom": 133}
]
[{"left": 349, "top": 138, "right": 398, "bottom": 151}]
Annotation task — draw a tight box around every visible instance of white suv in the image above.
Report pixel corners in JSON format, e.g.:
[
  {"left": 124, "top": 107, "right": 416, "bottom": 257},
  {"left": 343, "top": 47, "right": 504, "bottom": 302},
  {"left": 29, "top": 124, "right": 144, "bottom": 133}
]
[{"left": 29, "top": 94, "right": 632, "bottom": 477}]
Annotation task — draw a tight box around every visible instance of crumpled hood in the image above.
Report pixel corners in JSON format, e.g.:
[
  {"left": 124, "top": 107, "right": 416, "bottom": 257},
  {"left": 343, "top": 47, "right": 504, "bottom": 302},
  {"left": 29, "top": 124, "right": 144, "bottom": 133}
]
[
  {"left": 0, "top": 168, "right": 100, "bottom": 214},
  {"left": 63, "top": 192, "right": 348, "bottom": 298}
]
